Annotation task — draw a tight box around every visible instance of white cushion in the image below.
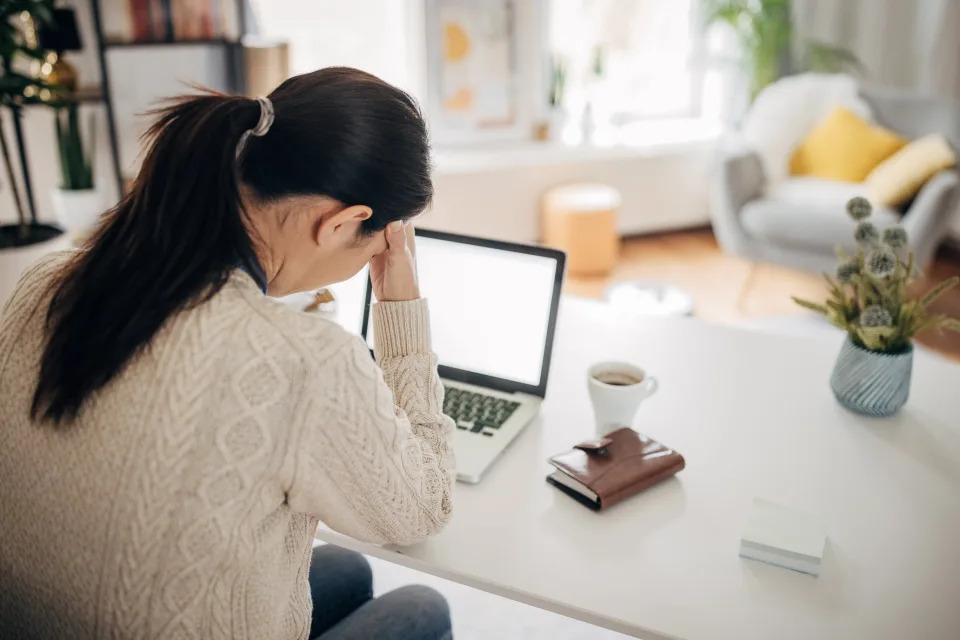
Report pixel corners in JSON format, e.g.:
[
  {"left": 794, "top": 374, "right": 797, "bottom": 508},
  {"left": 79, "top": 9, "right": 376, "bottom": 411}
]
[
  {"left": 740, "top": 73, "right": 873, "bottom": 185},
  {"left": 740, "top": 178, "right": 901, "bottom": 253}
]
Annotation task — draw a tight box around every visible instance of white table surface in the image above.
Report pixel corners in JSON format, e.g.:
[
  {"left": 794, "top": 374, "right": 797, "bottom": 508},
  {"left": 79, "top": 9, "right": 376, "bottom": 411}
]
[{"left": 315, "top": 295, "right": 960, "bottom": 640}]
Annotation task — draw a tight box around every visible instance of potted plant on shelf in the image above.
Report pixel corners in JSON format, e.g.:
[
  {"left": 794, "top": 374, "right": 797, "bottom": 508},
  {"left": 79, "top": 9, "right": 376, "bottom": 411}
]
[
  {"left": 50, "top": 102, "right": 102, "bottom": 232},
  {"left": 793, "top": 197, "right": 960, "bottom": 417},
  {"left": 547, "top": 53, "right": 567, "bottom": 140},
  {"left": 0, "top": 0, "right": 70, "bottom": 305},
  {"left": 534, "top": 54, "right": 567, "bottom": 142}
]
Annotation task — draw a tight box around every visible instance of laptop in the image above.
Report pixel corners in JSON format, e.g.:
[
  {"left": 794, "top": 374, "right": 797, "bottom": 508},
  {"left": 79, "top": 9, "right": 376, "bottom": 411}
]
[{"left": 361, "top": 228, "right": 565, "bottom": 483}]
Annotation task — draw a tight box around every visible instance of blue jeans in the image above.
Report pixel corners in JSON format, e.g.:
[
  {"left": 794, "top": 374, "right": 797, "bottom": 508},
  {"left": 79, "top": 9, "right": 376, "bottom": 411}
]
[{"left": 309, "top": 545, "right": 453, "bottom": 640}]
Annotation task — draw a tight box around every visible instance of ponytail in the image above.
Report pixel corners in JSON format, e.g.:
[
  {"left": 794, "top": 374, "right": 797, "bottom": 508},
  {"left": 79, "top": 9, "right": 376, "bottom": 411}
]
[
  {"left": 32, "top": 68, "right": 434, "bottom": 424},
  {"left": 32, "top": 92, "right": 263, "bottom": 423}
]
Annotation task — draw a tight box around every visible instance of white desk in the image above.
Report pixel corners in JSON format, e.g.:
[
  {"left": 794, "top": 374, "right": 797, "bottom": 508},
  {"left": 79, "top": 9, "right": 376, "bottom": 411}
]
[{"left": 316, "top": 296, "right": 960, "bottom": 640}]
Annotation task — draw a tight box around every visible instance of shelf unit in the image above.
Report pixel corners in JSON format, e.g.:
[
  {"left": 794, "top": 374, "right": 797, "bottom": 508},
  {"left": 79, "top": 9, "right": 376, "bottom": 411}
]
[
  {"left": 21, "top": 86, "right": 104, "bottom": 105},
  {"left": 89, "top": 0, "right": 249, "bottom": 195},
  {"left": 5, "top": 86, "right": 108, "bottom": 227},
  {"left": 103, "top": 38, "right": 239, "bottom": 48},
  {"left": 3, "top": 2, "right": 249, "bottom": 224}
]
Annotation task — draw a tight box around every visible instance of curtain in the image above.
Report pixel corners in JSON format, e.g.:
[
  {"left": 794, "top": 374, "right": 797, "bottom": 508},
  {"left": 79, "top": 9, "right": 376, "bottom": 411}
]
[{"left": 792, "top": 0, "right": 960, "bottom": 104}]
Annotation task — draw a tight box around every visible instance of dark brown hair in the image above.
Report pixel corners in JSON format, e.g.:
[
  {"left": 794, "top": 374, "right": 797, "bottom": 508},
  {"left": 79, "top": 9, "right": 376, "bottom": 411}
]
[{"left": 32, "top": 67, "right": 432, "bottom": 423}]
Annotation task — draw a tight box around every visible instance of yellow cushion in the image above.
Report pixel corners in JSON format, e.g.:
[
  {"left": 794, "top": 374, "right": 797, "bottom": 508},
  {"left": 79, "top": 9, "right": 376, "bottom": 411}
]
[
  {"left": 789, "top": 107, "right": 908, "bottom": 182},
  {"left": 865, "top": 134, "right": 957, "bottom": 207}
]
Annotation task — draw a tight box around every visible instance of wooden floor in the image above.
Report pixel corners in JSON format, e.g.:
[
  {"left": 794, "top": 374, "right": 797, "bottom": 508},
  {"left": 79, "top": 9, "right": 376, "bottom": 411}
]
[{"left": 565, "top": 230, "right": 960, "bottom": 361}]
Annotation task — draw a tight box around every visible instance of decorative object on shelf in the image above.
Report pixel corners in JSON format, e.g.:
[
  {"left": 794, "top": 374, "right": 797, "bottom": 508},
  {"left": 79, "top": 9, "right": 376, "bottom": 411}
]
[
  {"left": 50, "top": 103, "right": 104, "bottom": 233},
  {"left": 35, "top": 7, "right": 82, "bottom": 95},
  {"left": 534, "top": 53, "right": 567, "bottom": 142},
  {"left": 580, "top": 45, "right": 605, "bottom": 142},
  {"left": 0, "top": 1, "right": 70, "bottom": 304},
  {"left": 793, "top": 197, "right": 960, "bottom": 416},
  {"left": 702, "top": 0, "right": 862, "bottom": 100}
]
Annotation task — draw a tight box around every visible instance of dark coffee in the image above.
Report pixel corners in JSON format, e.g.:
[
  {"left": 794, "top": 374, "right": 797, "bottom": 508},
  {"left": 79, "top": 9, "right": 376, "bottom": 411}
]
[{"left": 593, "top": 371, "right": 643, "bottom": 386}]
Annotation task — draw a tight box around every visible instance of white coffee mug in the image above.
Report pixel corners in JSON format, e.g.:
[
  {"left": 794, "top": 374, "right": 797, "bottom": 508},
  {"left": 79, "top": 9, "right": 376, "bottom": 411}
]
[{"left": 587, "top": 361, "right": 659, "bottom": 436}]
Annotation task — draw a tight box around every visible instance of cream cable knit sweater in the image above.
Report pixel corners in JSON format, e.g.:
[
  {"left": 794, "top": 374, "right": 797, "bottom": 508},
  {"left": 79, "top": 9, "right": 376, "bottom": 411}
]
[{"left": 0, "top": 253, "right": 456, "bottom": 640}]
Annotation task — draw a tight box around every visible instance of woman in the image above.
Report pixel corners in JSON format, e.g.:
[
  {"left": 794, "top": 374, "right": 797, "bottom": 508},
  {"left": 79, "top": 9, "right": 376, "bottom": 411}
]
[{"left": 0, "top": 68, "right": 455, "bottom": 639}]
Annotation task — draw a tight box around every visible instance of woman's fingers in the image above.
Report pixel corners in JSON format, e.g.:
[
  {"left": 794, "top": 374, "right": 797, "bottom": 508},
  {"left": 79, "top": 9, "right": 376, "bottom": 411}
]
[
  {"left": 404, "top": 221, "right": 416, "bottom": 259},
  {"left": 373, "top": 219, "right": 420, "bottom": 302},
  {"left": 386, "top": 220, "right": 406, "bottom": 252}
]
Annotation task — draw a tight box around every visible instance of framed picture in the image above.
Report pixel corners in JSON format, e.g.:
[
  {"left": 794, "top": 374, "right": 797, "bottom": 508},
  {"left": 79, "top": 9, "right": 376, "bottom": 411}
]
[{"left": 425, "top": 0, "right": 544, "bottom": 145}]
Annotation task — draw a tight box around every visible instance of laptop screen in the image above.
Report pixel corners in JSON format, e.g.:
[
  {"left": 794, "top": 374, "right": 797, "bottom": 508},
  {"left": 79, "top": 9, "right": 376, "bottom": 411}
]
[{"left": 363, "top": 229, "right": 564, "bottom": 393}]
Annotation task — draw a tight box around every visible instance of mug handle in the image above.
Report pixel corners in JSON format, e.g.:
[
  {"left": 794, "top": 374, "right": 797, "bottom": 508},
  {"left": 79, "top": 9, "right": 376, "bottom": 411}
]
[{"left": 641, "top": 376, "right": 658, "bottom": 398}]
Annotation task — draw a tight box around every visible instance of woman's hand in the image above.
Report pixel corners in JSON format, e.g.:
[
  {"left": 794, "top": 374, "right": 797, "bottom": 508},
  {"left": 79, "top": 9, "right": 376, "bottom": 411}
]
[{"left": 370, "top": 221, "right": 420, "bottom": 302}]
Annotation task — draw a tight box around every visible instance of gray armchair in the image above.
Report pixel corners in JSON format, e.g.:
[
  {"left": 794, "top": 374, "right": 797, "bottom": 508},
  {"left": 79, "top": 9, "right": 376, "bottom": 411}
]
[{"left": 711, "top": 83, "right": 960, "bottom": 274}]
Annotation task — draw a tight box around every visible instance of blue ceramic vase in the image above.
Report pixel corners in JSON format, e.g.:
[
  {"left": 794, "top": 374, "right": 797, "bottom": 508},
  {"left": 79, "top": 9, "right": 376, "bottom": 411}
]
[{"left": 830, "top": 337, "right": 913, "bottom": 417}]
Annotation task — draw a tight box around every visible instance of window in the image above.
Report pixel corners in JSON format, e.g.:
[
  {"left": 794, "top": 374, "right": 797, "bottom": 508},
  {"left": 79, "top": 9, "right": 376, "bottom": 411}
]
[
  {"left": 548, "top": 0, "right": 700, "bottom": 124},
  {"left": 250, "top": 0, "right": 705, "bottom": 147}
]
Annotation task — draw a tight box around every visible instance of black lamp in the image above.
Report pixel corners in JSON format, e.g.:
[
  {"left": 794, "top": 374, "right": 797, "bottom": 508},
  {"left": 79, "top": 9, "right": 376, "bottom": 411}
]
[{"left": 36, "top": 8, "right": 83, "bottom": 93}]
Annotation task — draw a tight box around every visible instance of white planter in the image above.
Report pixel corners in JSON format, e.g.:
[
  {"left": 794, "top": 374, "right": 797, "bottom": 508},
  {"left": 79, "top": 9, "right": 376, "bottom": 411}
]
[
  {"left": 50, "top": 188, "right": 106, "bottom": 232},
  {"left": 548, "top": 108, "right": 570, "bottom": 142},
  {"left": 0, "top": 226, "right": 73, "bottom": 307}
]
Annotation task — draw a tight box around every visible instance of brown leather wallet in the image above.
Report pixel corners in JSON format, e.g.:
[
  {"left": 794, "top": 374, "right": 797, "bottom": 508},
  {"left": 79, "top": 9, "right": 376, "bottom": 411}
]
[{"left": 546, "top": 427, "right": 685, "bottom": 510}]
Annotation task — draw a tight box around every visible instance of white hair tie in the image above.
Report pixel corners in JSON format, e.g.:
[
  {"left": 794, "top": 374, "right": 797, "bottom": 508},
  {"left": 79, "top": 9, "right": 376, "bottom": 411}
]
[{"left": 236, "top": 96, "right": 275, "bottom": 159}]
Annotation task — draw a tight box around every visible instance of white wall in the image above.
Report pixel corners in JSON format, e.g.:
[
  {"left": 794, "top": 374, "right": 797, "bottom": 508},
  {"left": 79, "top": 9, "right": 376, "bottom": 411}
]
[
  {"left": 254, "top": 0, "right": 423, "bottom": 97},
  {"left": 107, "top": 46, "right": 229, "bottom": 171},
  {"left": 792, "top": 0, "right": 960, "bottom": 104}
]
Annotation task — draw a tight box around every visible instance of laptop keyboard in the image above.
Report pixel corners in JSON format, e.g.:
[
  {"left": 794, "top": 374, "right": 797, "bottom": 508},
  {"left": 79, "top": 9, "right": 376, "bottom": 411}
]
[{"left": 443, "top": 386, "right": 521, "bottom": 435}]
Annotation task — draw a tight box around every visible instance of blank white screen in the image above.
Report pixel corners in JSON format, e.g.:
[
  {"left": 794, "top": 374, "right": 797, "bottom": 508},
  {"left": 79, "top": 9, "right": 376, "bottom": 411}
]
[{"left": 366, "top": 235, "right": 558, "bottom": 387}]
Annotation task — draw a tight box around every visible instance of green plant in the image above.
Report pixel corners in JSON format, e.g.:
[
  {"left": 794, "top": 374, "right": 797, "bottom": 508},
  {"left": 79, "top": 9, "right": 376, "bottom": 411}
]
[
  {"left": 591, "top": 45, "right": 604, "bottom": 79},
  {"left": 548, "top": 54, "right": 566, "bottom": 109},
  {"left": 793, "top": 197, "right": 960, "bottom": 353},
  {"left": 703, "top": 0, "right": 862, "bottom": 99},
  {"left": 804, "top": 40, "right": 863, "bottom": 74},
  {"left": 54, "top": 103, "right": 94, "bottom": 190}
]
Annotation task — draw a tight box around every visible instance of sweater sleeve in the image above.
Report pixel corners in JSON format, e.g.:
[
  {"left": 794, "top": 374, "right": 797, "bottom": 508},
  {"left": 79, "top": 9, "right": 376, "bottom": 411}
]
[{"left": 286, "top": 299, "right": 456, "bottom": 546}]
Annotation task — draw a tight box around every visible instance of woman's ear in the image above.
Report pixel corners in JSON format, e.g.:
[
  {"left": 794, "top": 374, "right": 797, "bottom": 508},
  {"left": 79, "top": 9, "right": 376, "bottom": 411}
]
[{"left": 315, "top": 204, "right": 372, "bottom": 246}]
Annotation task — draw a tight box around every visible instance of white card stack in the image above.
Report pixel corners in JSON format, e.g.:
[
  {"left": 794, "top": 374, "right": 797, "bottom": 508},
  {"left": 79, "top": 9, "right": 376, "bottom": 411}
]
[{"left": 740, "top": 498, "right": 826, "bottom": 576}]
